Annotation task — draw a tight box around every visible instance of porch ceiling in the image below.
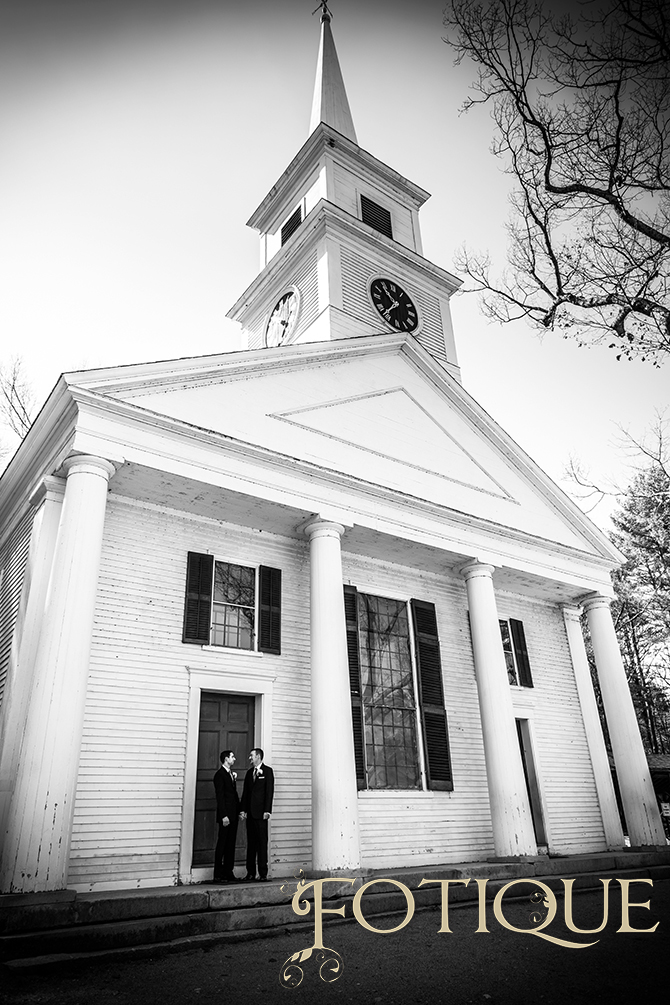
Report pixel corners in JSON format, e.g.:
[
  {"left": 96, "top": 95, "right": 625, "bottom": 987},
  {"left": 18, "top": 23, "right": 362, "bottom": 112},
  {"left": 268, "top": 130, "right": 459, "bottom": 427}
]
[{"left": 108, "top": 461, "right": 596, "bottom": 605}]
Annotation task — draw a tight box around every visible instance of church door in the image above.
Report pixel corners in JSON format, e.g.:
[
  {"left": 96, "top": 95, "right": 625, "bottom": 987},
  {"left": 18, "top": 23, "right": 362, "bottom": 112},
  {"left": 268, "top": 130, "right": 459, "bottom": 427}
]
[{"left": 192, "top": 691, "right": 255, "bottom": 868}]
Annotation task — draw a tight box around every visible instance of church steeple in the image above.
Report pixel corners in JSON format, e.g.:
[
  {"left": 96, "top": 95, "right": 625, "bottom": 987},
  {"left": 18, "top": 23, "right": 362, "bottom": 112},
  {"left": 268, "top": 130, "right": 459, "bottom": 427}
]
[
  {"left": 308, "top": 3, "right": 357, "bottom": 143},
  {"left": 229, "top": 6, "right": 462, "bottom": 382}
]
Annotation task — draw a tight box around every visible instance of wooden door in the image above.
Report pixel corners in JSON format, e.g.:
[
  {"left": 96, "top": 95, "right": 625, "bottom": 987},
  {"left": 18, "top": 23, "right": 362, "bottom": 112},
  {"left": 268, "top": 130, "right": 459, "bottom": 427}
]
[{"left": 192, "top": 691, "right": 254, "bottom": 868}]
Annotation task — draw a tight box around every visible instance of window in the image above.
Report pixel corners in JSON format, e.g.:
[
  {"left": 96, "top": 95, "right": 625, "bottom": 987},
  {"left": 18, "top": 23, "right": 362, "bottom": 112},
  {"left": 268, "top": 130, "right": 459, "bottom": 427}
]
[
  {"left": 360, "top": 194, "right": 393, "bottom": 239},
  {"left": 182, "top": 552, "right": 281, "bottom": 654},
  {"left": 280, "top": 206, "right": 302, "bottom": 246},
  {"left": 345, "top": 587, "right": 453, "bottom": 791},
  {"left": 499, "top": 618, "right": 533, "bottom": 687}
]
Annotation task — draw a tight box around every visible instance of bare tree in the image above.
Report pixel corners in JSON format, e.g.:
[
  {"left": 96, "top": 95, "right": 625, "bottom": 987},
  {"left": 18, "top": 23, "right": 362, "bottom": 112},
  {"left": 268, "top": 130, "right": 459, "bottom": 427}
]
[
  {"left": 0, "top": 357, "right": 35, "bottom": 454},
  {"left": 443, "top": 0, "right": 670, "bottom": 362}
]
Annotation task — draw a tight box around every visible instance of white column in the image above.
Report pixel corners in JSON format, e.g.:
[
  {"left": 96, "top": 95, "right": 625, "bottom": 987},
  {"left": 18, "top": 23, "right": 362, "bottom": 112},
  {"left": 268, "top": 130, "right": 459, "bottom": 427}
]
[
  {"left": 583, "top": 594, "right": 665, "bottom": 847},
  {"left": 0, "top": 455, "right": 115, "bottom": 893},
  {"left": 0, "top": 477, "right": 65, "bottom": 846},
  {"left": 562, "top": 605, "right": 625, "bottom": 849},
  {"left": 305, "top": 518, "right": 360, "bottom": 872},
  {"left": 461, "top": 562, "right": 536, "bottom": 857}
]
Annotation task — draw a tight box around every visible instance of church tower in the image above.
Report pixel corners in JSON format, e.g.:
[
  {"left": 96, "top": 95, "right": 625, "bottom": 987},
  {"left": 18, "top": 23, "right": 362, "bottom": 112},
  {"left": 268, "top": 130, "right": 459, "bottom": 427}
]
[{"left": 227, "top": 4, "right": 462, "bottom": 382}]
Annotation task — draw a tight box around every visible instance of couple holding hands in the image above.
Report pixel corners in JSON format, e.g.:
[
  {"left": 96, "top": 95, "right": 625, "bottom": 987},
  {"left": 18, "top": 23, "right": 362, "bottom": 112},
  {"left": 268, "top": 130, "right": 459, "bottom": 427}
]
[{"left": 213, "top": 747, "right": 274, "bottom": 883}]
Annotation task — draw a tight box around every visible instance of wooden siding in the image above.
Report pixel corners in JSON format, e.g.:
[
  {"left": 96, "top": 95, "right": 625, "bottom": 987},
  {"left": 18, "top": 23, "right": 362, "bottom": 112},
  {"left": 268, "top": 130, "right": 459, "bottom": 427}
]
[
  {"left": 497, "top": 594, "right": 607, "bottom": 853},
  {"left": 69, "top": 496, "right": 312, "bottom": 890},
  {"left": 0, "top": 509, "right": 33, "bottom": 711},
  {"left": 246, "top": 252, "right": 319, "bottom": 350},
  {"left": 332, "top": 163, "right": 415, "bottom": 251},
  {"left": 70, "top": 497, "right": 605, "bottom": 888}
]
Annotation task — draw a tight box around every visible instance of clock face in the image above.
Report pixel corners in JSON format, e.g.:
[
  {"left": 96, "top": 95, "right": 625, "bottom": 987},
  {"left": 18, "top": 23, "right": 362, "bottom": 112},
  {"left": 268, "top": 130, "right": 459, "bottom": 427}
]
[
  {"left": 265, "top": 290, "right": 300, "bottom": 347},
  {"left": 369, "top": 278, "right": 419, "bottom": 333}
]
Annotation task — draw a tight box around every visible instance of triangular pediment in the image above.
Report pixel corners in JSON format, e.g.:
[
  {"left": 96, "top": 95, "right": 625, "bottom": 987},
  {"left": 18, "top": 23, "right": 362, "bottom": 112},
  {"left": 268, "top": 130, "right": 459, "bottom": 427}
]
[
  {"left": 272, "top": 387, "right": 511, "bottom": 500},
  {"left": 70, "top": 336, "right": 614, "bottom": 559}
]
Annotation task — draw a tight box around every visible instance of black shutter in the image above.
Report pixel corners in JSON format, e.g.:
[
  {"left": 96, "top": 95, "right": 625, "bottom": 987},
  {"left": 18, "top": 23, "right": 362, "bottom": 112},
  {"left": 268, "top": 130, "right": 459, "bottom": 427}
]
[
  {"left": 360, "top": 194, "right": 393, "bottom": 239},
  {"left": 258, "top": 566, "right": 281, "bottom": 654},
  {"left": 344, "top": 586, "right": 366, "bottom": 789},
  {"left": 510, "top": 619, "right": 533, "bottom": 688},
  {"left": 281, "top": 206, "right": 302, "bottom": 246},
  {"left": 411, "top": 599, "right": 453, "bottom": 791},
  {"left": 183, "top": 552, "right": 213, "bottom": 645}
]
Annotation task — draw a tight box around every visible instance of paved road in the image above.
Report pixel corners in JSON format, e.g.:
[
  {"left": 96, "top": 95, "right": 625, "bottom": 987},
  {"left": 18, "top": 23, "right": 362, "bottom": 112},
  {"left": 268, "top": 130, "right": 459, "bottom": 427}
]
[{"left": 2, "top": 880, "right": 667, "bottom": 1005}]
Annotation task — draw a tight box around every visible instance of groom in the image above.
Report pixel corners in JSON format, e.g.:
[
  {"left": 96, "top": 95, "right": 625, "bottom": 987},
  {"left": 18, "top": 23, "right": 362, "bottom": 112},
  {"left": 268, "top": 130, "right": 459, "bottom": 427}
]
[{"left": 240, "top": 747, "right": 274, "bottom": 881}]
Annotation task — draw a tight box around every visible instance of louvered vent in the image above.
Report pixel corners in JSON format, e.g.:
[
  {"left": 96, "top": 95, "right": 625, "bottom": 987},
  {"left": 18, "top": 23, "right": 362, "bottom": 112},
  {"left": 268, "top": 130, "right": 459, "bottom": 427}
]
[
  {"left": 0, "top": 509, "right": 34, "bottom": 710},
  {"left": 361, "top": 195, "right": 393, "bottom": 239},
  {"left": 281, "top": 206, "right": 302, "bottom": 246}
]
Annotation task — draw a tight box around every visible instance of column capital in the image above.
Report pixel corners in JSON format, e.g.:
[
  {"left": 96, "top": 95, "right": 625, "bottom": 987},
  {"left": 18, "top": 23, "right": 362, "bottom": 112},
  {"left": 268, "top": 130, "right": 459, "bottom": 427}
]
[
  {"left": 460, "top": 560, "right": 496, "bottom": 582},
  {"left": 581, "top": 593, "right": 612, "bottom": 615},
  {"left": 303, "top": 517, "right": 346, "bottom": 541},
  {"left": 29, "top": 474, "right": 66, "bottom": 509},
  {"left": 561, "top": 603, "right": 584, "bottom": 623},
  {"left": 61, "top": 454, "right": 116, "bottom": 481}
]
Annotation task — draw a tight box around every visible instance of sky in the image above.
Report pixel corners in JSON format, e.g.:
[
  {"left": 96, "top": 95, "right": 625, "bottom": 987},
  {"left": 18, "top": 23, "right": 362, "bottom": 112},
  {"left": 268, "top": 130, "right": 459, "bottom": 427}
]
[{"left": 1, "top": 0, "right": 668, "bottom": 529}]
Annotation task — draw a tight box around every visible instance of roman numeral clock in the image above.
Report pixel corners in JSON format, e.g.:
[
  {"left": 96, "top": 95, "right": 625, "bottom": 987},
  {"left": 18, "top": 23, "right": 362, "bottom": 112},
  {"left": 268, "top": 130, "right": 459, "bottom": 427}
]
[{"left": 369, "top": 277, "right": 419, "bottom": 333}]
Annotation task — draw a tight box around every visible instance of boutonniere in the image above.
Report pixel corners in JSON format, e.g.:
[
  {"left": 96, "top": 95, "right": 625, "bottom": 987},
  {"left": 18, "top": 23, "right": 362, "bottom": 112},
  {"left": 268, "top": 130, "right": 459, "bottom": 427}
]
[
  {"left": 256, "top": 771, "right": 264, "bottom": 779},
  {"left": 232, "top": 771, "right": 237, "bottom": 781}
]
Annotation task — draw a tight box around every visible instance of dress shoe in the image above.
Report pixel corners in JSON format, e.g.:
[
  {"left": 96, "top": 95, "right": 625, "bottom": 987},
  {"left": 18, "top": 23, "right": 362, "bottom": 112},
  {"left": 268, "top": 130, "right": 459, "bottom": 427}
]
[
  {"left": 258, "top": 876, "right": 268, "bottom": 882},
  {"left": 222, "top": 874, "right": 239, "bottom": 883},
  {"left": 244, "top": 874, "right": 257, "bottom": 882}
]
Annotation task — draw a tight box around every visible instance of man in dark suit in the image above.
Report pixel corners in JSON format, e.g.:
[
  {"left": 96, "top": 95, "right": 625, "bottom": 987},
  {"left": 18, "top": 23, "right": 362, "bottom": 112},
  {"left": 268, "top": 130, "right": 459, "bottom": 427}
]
[
  {"left": 240, "top": 747, "right": 274, "bottom": 881},
  {"left": 212, "top": 749, "right": 240, "bottom": 883}
]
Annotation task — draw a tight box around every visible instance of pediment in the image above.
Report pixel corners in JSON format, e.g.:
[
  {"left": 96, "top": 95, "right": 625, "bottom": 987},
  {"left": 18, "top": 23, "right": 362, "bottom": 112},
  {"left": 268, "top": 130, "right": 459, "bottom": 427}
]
[
  {"left": 271, "top": 387, "right": 511, "bottom": 500},
  {"left": 75, "top": 339, "right": 611, "bottom": 558}
]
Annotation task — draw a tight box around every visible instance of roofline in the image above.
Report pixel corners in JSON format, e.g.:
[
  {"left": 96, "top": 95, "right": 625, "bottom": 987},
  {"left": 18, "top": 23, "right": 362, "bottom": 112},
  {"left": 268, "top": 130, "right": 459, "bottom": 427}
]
[
  {"left": 32, "top": 331, "right": 623, "bottom": 567},
  {"left": 246, "top": 123, "right": 430, "bottom": 233}
]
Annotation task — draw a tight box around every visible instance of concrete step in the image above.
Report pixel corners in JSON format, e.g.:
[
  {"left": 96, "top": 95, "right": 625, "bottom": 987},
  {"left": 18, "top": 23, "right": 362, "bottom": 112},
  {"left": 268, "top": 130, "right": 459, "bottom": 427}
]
[{"left": 2, "top": 849, "right": 669, "bottom": 970}]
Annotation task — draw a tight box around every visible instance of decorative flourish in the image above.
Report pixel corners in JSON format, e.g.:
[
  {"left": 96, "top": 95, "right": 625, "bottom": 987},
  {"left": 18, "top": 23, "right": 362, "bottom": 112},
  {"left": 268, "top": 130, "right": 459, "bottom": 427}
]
[
  {"left": 279, "top": 946, "right": 344, "bottom": 988},
  {"left": 280, "top": 867, "right": 306, "bottom": 896},
  {"left": 529, "top": 888, "right": 550, "bottom": 926}
]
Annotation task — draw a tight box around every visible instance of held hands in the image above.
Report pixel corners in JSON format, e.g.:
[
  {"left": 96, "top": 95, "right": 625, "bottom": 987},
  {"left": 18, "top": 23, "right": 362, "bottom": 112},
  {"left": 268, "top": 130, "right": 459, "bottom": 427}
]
[
  {"left": 221, "top": 816, "right": 230, "bottom": 827},
  {"left": 239, "top": 811, "right": 247, "bottom": 820}
]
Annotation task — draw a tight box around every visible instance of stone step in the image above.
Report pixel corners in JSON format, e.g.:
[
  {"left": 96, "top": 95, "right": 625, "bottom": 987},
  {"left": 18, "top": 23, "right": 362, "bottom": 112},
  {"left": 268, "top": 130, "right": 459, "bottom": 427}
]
[{"left": 1, "top": 850, "right": 669, "bottom": 970}]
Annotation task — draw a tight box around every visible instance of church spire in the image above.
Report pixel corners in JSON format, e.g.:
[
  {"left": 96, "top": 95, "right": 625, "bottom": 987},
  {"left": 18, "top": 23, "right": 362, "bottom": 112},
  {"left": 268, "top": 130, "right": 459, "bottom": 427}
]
[{"left": 309, "top": 2, "right": 358, "bottom": 143}]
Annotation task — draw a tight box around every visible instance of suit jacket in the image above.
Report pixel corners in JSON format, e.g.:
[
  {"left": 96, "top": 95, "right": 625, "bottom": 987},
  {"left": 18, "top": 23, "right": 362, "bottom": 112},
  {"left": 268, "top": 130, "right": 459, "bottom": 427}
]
[
  {"left": 213, "top": 767, "right": 240, "bottom": 822},
  {"left": 241, "top": 763, "right": 274, "bottom": 819}
]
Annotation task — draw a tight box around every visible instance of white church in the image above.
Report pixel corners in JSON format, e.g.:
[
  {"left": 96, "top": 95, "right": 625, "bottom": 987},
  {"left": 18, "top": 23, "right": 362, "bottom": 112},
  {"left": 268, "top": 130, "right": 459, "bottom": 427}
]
[{"left": 0, "top": 8, "right": 664, "bottom": 895}]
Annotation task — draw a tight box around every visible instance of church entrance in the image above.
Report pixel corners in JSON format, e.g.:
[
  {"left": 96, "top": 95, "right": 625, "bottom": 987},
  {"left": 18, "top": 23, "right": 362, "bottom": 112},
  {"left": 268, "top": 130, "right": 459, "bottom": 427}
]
[{"left": 192, "top": 691, "right": 255, "bottom": 869}]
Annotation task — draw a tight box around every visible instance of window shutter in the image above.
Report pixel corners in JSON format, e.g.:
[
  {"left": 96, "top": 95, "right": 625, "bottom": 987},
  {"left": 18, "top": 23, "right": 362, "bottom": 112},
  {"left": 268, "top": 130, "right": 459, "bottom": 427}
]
[
  {"left": 183, "top": 552, "right": 213, "bottom": 645},
  {"left": 510, "top": 619, "right": 533, "bottom": 688},
  {"left": 344, "top": 585, "right": 366, "bottom": 788},
  {"left": 258, "top": 566, "right": 282, "bottom": 654},
  {"left": 411, "top": 599, "right": 453, "bottom": 791},
  {"left": 360, "top": 194, "right": 393, "bottom": 239},
  {"left": 281, "top": 206, "right": 302, "bottom": 246}
]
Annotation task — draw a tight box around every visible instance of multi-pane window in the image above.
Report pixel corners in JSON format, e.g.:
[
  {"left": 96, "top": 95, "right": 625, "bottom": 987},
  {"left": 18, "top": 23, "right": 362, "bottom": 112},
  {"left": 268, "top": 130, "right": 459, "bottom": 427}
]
[
  {"left": 211, "top": 562, "right": 255, "bottom": 649},
  {"left": 499, "top": 618, "right": 534, "bottom": 688},
  {"left": 359, "top": 595, "right": 420, "bottom": 789},
  {"left": 182, "top": 553, "right": 281, "bottom": 654},
  {"left": 345, "top": 587, "right": 453, "bottom": 792}
]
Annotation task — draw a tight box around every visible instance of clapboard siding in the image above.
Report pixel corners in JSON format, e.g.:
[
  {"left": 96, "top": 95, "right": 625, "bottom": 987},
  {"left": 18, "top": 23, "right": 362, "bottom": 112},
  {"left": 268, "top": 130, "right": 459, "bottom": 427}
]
[
  {"left": 0, "top": 509, "right": 34, "bottom": 711},
  {"left": 341, "top": 552, "right": 494, "bottom": 868},
  {"left": 332, "top": 163, "right": 415, "bottom": 250},
  {"left": 497, "top": 594, "right": 606, "bottom": 853},
  {"left": 70, "top": 494, "right": 604, "bottom": 888},
  {"left": 70, "top": 496, "right": 312, "bottom": 890}
]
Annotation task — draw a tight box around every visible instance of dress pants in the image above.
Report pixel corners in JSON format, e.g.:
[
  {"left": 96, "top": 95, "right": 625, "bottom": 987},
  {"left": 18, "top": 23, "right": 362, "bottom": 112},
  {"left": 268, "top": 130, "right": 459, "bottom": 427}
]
[
  {"left": 245, "top": 816, "right": 269, "bottom": 879},
  {"left": 214, "top": 816, "right": 238, "bottom": 878}
]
